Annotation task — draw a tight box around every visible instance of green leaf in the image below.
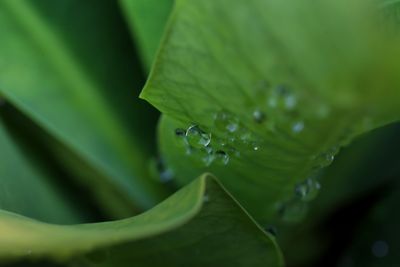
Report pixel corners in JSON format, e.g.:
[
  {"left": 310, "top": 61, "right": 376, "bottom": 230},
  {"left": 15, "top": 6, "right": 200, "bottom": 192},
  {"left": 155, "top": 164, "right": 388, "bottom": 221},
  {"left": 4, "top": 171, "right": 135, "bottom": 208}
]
[
  {"left": 119, "top": 0, "right": 174, "bottom": 71},
  {"left": 0, "top": 174, "right": 283, "bottom": 267},
  {"left": 142, "top": 0, "right": 400, "bottom": 222},
  {"left": 0, "top": 111, "right": 83, "bottom": 224},
  {"left": 0, "top": 0, "right": 167, "bottom": 214},
  {"left": 275, "top": 123, "right": 400, "bottom": 266}
]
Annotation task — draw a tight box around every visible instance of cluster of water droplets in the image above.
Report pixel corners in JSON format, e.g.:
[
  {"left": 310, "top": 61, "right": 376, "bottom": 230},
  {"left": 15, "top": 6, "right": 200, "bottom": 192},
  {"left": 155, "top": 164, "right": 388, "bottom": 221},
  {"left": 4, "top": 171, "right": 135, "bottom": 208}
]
[
  {"left": 175, "top": 124, "right": 231, "bottom": 167},
  {"left": 278, "top": 177, "right": 321, "bottom": 223},
  {"left": 278, "top": 146, "right": 339, "bottom": 223},
  {"left": 173, "top": 106, "right": 265, "bottom": 167},
  {"left": 214, "top": 110, "right": 261, "bottom": 152},
  {"left": 266, "top": 84, "right": 298, "bottom": 111},
  {"left": 253, "top": 81, "right": 312, "bottom": 136},
  {"left": 171, "top": 79, "right": 344, "bottom": 224}
]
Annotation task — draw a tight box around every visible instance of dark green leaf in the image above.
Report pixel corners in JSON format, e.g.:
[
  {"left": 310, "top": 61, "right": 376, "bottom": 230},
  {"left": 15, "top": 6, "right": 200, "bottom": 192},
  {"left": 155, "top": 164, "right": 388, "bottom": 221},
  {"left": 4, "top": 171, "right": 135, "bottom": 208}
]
[{"left": 0, "top": 114, "right": 83, "bottom": 224}]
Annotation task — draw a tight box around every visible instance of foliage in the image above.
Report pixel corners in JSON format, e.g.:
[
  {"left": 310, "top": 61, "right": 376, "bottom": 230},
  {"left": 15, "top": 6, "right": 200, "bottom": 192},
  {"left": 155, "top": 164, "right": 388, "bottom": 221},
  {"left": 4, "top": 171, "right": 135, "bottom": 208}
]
[{"left": 0, "top": 0, "right": 399, "bottom": 266}]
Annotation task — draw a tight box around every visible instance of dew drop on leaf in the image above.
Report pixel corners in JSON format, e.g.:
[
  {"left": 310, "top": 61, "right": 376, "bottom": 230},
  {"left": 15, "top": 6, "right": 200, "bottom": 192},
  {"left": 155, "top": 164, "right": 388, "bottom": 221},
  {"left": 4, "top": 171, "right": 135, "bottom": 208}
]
[
  {"left": 186, "top": 125, "right": 211, "bottom": 149},
  {"left": 264, "top": 225, "right": 278, "bottom": 237},
  {"left": 228, "top": 147, "right": 241, "bottom": 158},
  {"left": 202, "top": 146, "right": 215, "bottom": 166},
  {"left": 268, "top": 84, "right": 297, "bottom": 111},
  {"left": 215, "top": 150, "right": 230, "bottom": 165},
  {"left": 267, "top": 95, "right": 278, "bottom": 108},
  {"left": 240, "top": 131, "right": 252, "bottom": 142},
  {"left": 371, "top": 240, "right": 389, "bottom": 258},
  {"left": 214, "top": 110, "right": 239, "bottom": 133},
  {"left": 295, "top": 178, "right": 321, "bottom": 202},
  {"left": 274, "top": 84, "right": 290, "bottom": 97},
  {"left": 160, "top": 168, "right": 174, "bottom": 183},
  {"left": 227, "top": 123, "right": 238, "bottom": 133},
  {"left": 202, "top": 154, "right": 215, "bottom": 166},
  {"left": 253, "top": 109, "right": 266, "bottom": 123},
  {"left": 313, "top": 147, "right": 339, "bottom": 169},
  {"left": 203, "top": 195, "right": 210, "bottom": 203},
  {"left": 175, "top": 128, "right": 186, "bottom": 137},
  {"left": 279, "top": 201, "right": 308, "bottom": 223},
  {"left": 284, "top": 94, "right": 297, "bottom": 110},
  {"left": 152, "top": 157, "right": 175, "bottom": 184},
  {"left": 204, "top": 145, "right": 213, "bottom": 154},
  {"left": 292, "top": 121, "right": 305, "bottom": 133}
]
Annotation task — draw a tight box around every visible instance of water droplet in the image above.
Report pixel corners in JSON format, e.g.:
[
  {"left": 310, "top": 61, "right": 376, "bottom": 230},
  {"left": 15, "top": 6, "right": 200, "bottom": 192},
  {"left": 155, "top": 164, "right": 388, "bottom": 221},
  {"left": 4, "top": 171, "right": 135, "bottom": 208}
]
[
  {"left": 227, "top": 123, "right": 238, "bottom": 133},
  {"left": 275, "top": 84, "right": 290, "bottom": 96},
  {"left": 292, "top": 121, "right": 304, "bottom": 133},
  {"left": 186, "top": 145, "right": 194, "bottom": 155},
  {"left": 227, "top": 147, "right": 241, "bottom": 158},
  {"left": 279, "top": 201, "right": 308, "bottom": 223},
  {"left": 214, "top": 110, "right": 239, "bottom": 133},
  {"left": 186, "top": 125, "right": 211, "bottom": 149},
  {"left": 204, "top": 146, "right": 213, "bottom": 154},
  {"left": 215, "top": 150, "right": 229, "bottom": 165},
  {"left": 253, "top": 146, "right": 259, "bottom": 151},
  {"left": 314, "top": 147, "right": 339, "bottom": 168},
  {"left": 295, "top": 178, "right": 321, "bottom": 202},
  {"left": 203, "top": 195, "right": 210, "bottom": 203},
  {"left": 240, "top": 131, "right": 252, "bottom": 142},
  {"left": 284, "top": 94, "right": 297, "bottom": 110},
  {"left": 160, "top": 168, "right": 174, "bottom": 183},
  {"left": 268, "top": 84, "right": 297, "bottom": 111},
  {"left": 153, "top": 158, "right": 175, "bottom": 183},
  {"left": 372, "top": 240, "right": 389, "bottom": 258},
  {"left": 202, "top": 155, "right": 214, "bottom": 166},
  {"left": 175, "top": 128, "right": 186, "bottom": 137},
  {"left": 253, "top": 109, "right": 266, "bottom": 123},
  {"left": 264, "top": 225, "right": 278, "bottom": 237},
  {"left": 202, "top": 146, "right": 215, "bottom": 166}
]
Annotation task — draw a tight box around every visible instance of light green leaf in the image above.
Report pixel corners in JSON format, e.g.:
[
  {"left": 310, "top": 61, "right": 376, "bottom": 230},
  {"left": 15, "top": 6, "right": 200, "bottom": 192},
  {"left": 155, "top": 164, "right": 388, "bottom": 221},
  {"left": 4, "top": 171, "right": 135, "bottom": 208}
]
[
  {"left": 142, "top": 0, "right": 400, "bottom": 222},
  {"left": 119, "top": 0, "right": 174, "bottom": 71},
  {"left": 0, "top": 0, "right": 167, "bottom": 215},
  {"left": 0, "top": 174, "right": 283, "bottom": 267}
]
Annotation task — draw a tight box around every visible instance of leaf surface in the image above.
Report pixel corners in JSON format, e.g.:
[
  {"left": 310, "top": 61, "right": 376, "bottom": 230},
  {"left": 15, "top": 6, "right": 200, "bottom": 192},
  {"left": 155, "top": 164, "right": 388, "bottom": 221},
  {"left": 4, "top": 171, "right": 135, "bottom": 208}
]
[
  {"left": 0, "top": 0, "right": 167, "bottom": 214},
  {"left": 119, "top": 0, "right": 174, "bottom": 71},
  {"left": 0, "top": 113, "right": 84, "bottom": 224},
  {"left": 0, "top": 174, "right": 283, "bottom": 267},
  {"left": 142, "top": 0, "right": 400, "bottom": 222}
]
